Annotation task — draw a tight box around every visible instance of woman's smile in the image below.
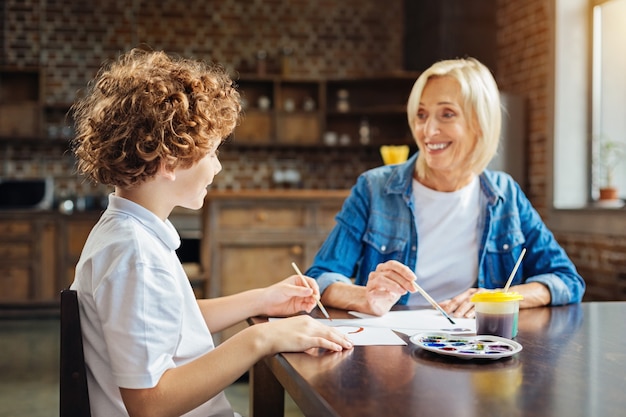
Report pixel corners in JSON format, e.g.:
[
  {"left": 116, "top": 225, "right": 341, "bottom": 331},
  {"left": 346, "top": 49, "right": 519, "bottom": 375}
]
[{"left": 425, "top": 141, "right": 451, "bottom": 151}]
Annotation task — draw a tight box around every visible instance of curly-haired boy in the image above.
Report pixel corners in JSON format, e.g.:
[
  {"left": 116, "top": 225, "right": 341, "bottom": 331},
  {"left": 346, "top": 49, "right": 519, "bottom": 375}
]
[{"left": 70, "top": 49, "right": 351, "bottom": 417}]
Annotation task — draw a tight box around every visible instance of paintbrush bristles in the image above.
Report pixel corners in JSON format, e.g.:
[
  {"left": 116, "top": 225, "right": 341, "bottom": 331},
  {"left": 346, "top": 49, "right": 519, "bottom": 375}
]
[{"left": 412, "top": 281, "right": 456, "bottom": 325}]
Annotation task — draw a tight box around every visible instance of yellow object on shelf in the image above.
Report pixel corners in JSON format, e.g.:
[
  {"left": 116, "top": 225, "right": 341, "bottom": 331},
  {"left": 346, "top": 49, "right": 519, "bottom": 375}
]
[{"left": 380, "top": 145, "right": 410, "bottom": 165}]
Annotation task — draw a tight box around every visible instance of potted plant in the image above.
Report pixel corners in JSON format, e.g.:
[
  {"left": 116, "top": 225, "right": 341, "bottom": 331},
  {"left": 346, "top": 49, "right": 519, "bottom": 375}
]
[{"left": 597, "top": 136, "right": 625, "bottom": 201}]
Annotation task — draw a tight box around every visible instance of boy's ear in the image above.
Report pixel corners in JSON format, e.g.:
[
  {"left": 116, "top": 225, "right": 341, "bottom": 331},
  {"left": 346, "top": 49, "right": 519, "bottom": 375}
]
[{"left": 158, "top": 159, "right": 177, "bottom": 181}]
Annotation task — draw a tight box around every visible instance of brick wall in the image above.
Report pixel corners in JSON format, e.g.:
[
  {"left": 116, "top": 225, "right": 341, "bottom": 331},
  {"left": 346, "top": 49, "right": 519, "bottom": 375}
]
[
  {"left": 2, "top": 0, "right": 624, "bottom": 300},
  {"left": 1, "top": 0, "right": 402, "bottom": 196},
  {"left": 2, "top": 0, "right": 404, "bottom": 104},
  {"left": 496, "top": 0, "right": 626, "bottom": 301},
  {"left": 496, "top": 0, "right": 550, "bottom": 214}
]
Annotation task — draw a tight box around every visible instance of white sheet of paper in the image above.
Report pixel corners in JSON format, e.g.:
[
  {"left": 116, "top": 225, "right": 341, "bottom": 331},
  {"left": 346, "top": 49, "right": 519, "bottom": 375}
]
[
  {"left": 333, "top": 325, "right": 407, "bottom": 346},
  {"left": 267, "top": 318, "right": 407, "bottom": 346},
  {"left": 268, "top": 309, "right": 475, "bottom": 346},
  {"left": 347, "top": 309, "right": 476, "bottom": 336}
]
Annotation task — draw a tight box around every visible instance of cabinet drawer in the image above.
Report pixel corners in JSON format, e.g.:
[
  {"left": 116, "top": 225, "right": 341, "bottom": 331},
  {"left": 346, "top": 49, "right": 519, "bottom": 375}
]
[
  {"left": 316, "top": 204, "right": 342, "bottom": 230},
  {"left": 66, "top": 220, "right": 97, "bottom": 258},
  {"left": 0, "top": 242, "right": 31, "bottom": 258},
  {"left": 0, "top": 267, "right": 30, "bottom": 301},
  {"left": 276, "top": 113, "right": 320, "bottom": 144},
  {"left": 217, "top": 205, "right": 308, "bottom": 229},
  {"left": 0, "top": 221, "right": 32, "bottom": 236},
  {"left": 234, "top": 112, "right": 272, "bottom": 143}
]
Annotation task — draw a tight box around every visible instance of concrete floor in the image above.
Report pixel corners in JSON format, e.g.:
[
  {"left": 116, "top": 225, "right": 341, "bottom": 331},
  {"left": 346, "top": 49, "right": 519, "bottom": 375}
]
[{"left": 0, "top": 317, "right": 302, "bottom": 417}]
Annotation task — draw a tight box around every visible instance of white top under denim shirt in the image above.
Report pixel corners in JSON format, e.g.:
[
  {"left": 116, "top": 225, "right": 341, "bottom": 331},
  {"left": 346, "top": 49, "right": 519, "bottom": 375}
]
[{"left": 407, "top": 176, "right": 480, "bottom": 306}]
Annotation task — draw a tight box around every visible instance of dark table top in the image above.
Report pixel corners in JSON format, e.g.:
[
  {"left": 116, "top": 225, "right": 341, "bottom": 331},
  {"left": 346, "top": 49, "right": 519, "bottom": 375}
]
[{"left": 249, "top": 302, "right": 626, "bottom": 417}]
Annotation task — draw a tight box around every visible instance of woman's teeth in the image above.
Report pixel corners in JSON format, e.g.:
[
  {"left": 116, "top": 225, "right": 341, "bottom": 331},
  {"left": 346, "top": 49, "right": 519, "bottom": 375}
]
[{"left": 426, "top": 142, "right": 450, "bottom": 150}]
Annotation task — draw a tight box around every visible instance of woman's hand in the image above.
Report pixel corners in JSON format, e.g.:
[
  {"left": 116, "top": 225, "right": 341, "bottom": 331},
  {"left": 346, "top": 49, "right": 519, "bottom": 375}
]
[
  {"left": 259, "top": 274, "right": 321, "bottom": 317},
  {"left": 363, "top": 260, "right": 418, "bottom": 316},
  {"left": 439, "top": 287, "right": 486, "bottom": 318},
  {"left": 439, "top": 282, "right": 552, "bottom": 318}
]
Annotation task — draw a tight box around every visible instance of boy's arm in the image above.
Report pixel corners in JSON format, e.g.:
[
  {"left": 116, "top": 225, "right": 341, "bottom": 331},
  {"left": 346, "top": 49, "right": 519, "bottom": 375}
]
[
  {"left": 120, "top": 314, "right": 351, "bottom": 417},
  {"left": 196, "top": 273, "right": 321, "bottom": 332},
  {"left": 195, "top": 289, "right": 267, "bottom": 332}
]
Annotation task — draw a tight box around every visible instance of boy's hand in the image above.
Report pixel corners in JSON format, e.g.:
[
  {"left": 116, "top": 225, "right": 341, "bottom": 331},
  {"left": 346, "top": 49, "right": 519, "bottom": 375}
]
[
  {"left": 260, "top": 274, "right": 321, "bottom": 317},
  {"left": 258, "top": 315, "right": 353, "bottom": 354}
]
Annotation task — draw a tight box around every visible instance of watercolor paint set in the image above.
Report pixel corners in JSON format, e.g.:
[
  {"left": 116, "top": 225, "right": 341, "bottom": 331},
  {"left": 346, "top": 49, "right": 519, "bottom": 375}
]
[{"left": 410, "top": 332, "right": 522, "bottom": 360}]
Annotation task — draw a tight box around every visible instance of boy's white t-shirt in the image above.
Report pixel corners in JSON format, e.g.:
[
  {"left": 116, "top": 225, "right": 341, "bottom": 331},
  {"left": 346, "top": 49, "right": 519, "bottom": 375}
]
[
  {"left": 71, "top": 194, "right": 235, "bottom": 417},
  {"left": 408, "top": 177, "right": 480, "bottom": 307}
]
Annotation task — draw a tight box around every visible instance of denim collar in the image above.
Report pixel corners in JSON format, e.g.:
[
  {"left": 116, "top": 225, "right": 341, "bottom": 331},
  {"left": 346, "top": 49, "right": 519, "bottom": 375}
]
[
  {"left": 382, "top": 151, "right": 505, "bottom": 206},
  {"left": 383, "top": 152, "right": 418, "bottom": 202}
]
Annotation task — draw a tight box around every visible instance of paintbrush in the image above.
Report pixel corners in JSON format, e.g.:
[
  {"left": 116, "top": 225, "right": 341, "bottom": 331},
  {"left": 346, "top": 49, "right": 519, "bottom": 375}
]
[
  {"left": 291, "top": 262, "right": 331, "bottom": 320},
  {"left": 503, "top": 248, "right": 527, "bottom": 293},
  {"left": 411, "top": 281, "right": 456, "bottom": 325}
]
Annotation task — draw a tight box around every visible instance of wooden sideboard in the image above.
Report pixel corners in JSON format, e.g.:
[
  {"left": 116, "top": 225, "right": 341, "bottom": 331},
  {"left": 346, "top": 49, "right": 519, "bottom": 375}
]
[
  {"left": 0, "top": 211, "right": 101, "bottom": 305},
  {"left": 201, "top": 190, "right": 349, "bottom": 341},
  {"left": 0, "top": 191, "right": 349, "bottom": 315},
  {"left": 0, "top": 214, "right": 56, "bottom": 303}
]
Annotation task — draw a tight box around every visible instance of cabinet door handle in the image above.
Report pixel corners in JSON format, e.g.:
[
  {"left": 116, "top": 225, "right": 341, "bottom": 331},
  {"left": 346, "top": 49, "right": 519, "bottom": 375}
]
[
  {"left": 290, "top": 245, "right": 303, "bottom": 255},
  {"left": 256, "top": 211, "right": 268, "bottom": 222}
]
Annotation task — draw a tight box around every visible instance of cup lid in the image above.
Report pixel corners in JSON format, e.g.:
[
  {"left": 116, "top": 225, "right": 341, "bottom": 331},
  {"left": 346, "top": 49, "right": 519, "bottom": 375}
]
[{"left": 471, "top": 291, "right": 524, "bottom": 302}]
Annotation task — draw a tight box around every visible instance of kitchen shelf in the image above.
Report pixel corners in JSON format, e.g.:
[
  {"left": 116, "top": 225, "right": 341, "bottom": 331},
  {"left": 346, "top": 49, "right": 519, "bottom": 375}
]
[
  {"left": 0, "top": 137, "right": 70, "bottom": 146},
  {"left": 234, "top": 73, "right": 419, "bottom": 147},
  {"left": 1, "top": 73, "right": 420, "bottom": 148}
]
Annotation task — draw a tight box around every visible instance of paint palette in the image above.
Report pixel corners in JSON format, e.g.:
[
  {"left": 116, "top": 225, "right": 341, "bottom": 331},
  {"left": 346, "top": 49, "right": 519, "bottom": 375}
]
[{"left": 410, "top": 332, "right": 522, "bottom": 360}]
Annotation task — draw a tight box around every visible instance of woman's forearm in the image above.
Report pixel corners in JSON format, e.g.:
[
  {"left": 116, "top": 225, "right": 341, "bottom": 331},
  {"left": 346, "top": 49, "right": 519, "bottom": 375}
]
[
  {"left": 513, "top": 282, "right": 552, "bottom": 308},
  {"left": 321, "top": 282, "right": 372, "bottom": 313}
]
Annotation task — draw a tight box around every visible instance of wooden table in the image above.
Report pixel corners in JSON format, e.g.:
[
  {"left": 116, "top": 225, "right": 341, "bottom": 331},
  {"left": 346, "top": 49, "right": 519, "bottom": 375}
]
[{"left": 249, "top": 302, "right": 626, "bottom": 417}]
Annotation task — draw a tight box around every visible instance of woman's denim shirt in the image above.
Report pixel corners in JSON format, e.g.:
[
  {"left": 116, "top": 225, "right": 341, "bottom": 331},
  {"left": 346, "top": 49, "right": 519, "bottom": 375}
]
[{"left": 307, "top": 153, "right": 585, "bottom": 306}]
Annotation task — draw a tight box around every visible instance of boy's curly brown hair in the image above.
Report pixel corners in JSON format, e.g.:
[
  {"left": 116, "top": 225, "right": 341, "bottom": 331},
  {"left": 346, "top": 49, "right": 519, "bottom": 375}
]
[{"left": 70, "top": 48, "right": 241, "bottom": 188}]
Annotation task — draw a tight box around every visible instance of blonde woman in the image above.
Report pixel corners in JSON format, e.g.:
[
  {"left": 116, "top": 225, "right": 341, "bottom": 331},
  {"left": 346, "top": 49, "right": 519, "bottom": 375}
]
[{"left": 307, "top": 57, "right": 585, "bottom": 318}]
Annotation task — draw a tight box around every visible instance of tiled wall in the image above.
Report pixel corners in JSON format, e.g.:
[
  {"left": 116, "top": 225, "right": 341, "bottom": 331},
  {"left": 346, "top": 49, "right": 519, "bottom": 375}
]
[
  {"left": 1, "top": 0, "right": 404, "bottom": 196},
  {"left": 3, "top": 0, "right": 403, "bottom": 104},
  {"left": 3, "top": 0, "right": 625, "bottom": 299},
  {"left": 496, "top": 0, "right": 626, "bottom": 301},
  {"left": 495, "top": 0, "right": 550, "bottom": 215}
]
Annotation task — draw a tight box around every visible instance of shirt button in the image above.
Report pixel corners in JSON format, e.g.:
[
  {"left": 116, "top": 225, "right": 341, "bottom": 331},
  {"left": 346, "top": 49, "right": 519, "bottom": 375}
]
[
  {"left": 411, "top": 246, "right": 416, "bottom": 251},
  {"left": 503, "top": 244, "right": 509, "bottom": 250},
  {"left": 381, "top": 245, "right": 387, "bottom": 251}
]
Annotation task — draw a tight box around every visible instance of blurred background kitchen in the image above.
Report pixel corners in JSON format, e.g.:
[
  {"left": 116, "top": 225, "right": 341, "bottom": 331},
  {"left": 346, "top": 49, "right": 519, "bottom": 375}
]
[{"left": 1, "top": 0, "right": 625, "bottom": 415}]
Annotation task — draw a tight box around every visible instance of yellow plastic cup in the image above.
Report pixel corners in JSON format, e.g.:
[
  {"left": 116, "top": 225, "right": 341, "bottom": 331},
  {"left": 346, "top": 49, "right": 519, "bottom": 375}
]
[
  {"left": 380, "top": 145, "right": 409, "bottom": 165},
  {"left": 471, "top": 291, "right": 524, "bottom": 339}
]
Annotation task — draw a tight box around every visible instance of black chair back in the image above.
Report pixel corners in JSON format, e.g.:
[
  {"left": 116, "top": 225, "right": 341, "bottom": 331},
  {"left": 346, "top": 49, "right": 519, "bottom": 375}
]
[{"left": 60, "top": 289, "right": 92, "bottom": 417}]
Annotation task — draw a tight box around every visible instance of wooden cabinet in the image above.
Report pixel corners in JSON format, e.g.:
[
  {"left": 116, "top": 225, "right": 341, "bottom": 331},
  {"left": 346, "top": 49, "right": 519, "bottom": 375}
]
[
  {"left": 0, "top": 212, "right": 99, "bottom": 304},
  {"left": 235, "top": 77, "right": 324, "bottom": 145},
  {"left": 202, "top": 190, "right": 348, "bottom": 341},
  {"left": 0, "top": 212, "right": 100, "bottom": 306},
  {"left": 0, "top": 215, "right": 56, "bottom": 302},
  {"left": 0, "top": 69, "right": 74, "bottom": 141},
  {"left": 1, "top": 72, "right": 418, "bottom": 148},
  {"left": 234, "top": 74, "right": 418, "bottom": 147},
  {"left": 0, "top": 71, "right": 41, "bottom": 138},
  {"left": 325, "top": 76, "right": 416, "bottom": 146},
  {"left": 0, "top": 191, "right": 347, "bottom": 312},
  {"left": 57, "top": 214, "right": 100, "bottom": 290}
]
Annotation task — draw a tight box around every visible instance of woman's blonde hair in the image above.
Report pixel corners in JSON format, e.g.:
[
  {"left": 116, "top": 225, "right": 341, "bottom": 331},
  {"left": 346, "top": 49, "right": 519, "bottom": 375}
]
[
  {"left": 406, "top": 57, "right": 501, "bottom": 179},
  {"left": 71, "top": 48, "right": 241, "bottom": 188}
]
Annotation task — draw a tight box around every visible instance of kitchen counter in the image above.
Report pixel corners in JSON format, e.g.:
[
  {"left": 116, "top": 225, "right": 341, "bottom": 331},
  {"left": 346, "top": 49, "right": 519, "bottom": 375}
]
[
  {"left": 0, "top": 209, "right": 102, "bottom": 218},
  {"left": 205, "top": 189, "right": 351, "bottom": 200}
]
